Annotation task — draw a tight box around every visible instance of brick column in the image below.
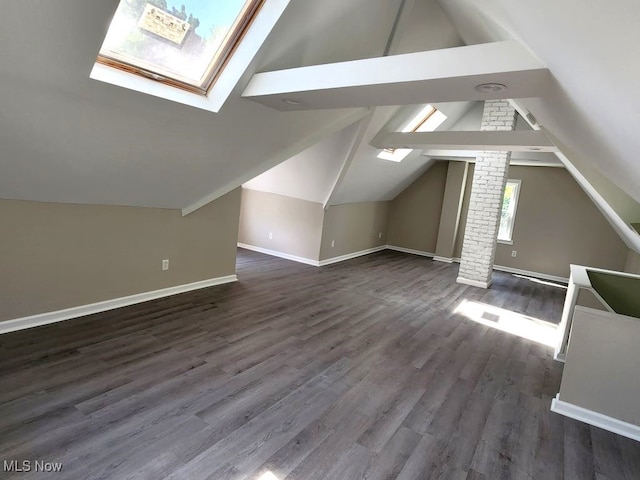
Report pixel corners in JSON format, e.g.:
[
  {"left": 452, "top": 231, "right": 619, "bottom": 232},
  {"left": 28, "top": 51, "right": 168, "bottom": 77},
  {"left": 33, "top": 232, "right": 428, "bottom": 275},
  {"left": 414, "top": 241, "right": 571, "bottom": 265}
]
[{"left": 456, "top": 100, "right": 517, "bottom": 288}]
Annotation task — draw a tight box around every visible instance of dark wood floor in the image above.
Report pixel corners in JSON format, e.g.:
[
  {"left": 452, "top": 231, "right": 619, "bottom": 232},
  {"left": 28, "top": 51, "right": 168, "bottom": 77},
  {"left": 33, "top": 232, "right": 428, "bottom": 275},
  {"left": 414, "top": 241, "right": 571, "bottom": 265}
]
[{"left": 1, "top": 249, "right": 639, "bottom": 479}]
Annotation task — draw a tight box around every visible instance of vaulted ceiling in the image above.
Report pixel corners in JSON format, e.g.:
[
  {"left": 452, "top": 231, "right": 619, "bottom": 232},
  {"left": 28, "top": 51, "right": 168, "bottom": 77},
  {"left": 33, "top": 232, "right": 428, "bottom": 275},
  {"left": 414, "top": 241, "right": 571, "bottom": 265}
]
[{"left": 1, "top": 0, "right": 639, "bottom": 232}]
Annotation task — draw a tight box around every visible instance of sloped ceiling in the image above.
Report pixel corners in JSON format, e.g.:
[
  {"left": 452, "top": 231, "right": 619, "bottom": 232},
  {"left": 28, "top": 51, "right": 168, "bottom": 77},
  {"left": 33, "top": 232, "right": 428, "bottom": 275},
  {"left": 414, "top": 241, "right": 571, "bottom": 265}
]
[
  {"left": 437, "top": 0, "right": 640, "bottom": 207},
  {"left": 245, "top": 0, "right": 470, "bottom": 206},
  {"left": 2, "top": 0, "right": 639, "bottom": 218},
  {"left": 329, "top": 101, "right": 473, "bottom": 205},
  {"left": 243, "top": 121, "right": 361, "bottom": 204},
  {"left": 0, "top": 0, "right": 404, "bottom": 209}
]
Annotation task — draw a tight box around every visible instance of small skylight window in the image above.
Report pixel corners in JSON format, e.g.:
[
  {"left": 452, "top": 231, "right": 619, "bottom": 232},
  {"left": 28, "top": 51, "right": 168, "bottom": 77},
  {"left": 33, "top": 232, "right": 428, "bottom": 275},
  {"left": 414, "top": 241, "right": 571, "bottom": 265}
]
[
  {"left": 98, "top": 0, "right": 265, "bottom": 95},
  {"left": 378, "top": 104, "right": 447, "bottom": 162}
]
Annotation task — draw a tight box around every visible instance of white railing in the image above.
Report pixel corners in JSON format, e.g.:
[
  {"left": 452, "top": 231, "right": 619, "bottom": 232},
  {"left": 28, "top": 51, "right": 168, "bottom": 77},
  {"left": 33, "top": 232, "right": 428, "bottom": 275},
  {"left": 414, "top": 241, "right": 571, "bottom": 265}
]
[{"left": 554, "top": 264, "right": 639, "bottom": 361}]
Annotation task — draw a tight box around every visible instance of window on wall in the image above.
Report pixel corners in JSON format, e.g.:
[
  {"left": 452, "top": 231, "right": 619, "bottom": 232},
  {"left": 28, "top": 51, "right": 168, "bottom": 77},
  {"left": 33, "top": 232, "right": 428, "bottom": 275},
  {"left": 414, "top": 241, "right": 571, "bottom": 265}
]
[
  {"left": 498, "top": 180, "right": 521, "bottom": 243},
  {"left": 97, "top": 0, "right": 265, "bottom": 95}
]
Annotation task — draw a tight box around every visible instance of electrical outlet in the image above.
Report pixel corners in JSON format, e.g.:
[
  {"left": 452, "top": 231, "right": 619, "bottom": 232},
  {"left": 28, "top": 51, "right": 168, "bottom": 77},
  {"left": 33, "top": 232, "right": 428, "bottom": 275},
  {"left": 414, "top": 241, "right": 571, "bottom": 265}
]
[
  {"left": 511, "top": 250, "right": 517, "bottom": 257},
  {"left": 162, "top": 259, "right": 169, "bottom": 270},
  {"left": 331, "top": 240, "right": 335, "bottom": 248},
  {"left": 268, "top": 232, "right": 273, "bottom": 240},
  {"left": 378, "top": 232, "right": 382, "bottom": 239}
]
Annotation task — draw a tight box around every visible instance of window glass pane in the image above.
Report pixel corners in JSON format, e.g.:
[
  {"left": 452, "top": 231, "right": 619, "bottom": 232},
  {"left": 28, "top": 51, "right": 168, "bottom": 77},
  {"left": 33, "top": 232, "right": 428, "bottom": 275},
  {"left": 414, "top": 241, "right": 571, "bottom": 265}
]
[
  {"left": 100, "top": 0, "right": 250, "bottom": 88},
  {"left": 378, "top": 105, "right": 447, "bottom": 162},
  {"left": 498, "top": 181, "right": 520, "bottom": 241}
]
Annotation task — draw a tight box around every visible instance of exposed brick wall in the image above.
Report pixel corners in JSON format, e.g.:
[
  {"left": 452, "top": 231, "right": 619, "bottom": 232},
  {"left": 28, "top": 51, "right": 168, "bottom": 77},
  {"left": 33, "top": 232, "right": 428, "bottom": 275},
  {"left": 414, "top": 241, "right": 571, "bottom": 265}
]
[{"left": 457, "top": 100, "right": 517, "bottom": 287}]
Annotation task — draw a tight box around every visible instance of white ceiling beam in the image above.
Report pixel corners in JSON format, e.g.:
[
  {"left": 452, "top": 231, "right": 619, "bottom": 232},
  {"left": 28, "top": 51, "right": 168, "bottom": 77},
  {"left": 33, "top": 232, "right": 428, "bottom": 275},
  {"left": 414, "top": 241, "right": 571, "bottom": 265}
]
[
  {"left": 242, "top": 40, "right": 550, "bottom": 110},
  {"left": 372, "top": 130, "right": 557, "bottom": 152}
]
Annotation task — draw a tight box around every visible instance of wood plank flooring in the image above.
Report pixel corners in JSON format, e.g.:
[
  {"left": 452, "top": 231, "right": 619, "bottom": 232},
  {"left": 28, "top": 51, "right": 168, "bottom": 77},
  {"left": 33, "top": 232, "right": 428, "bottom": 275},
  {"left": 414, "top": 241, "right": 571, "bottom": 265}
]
[{"left": 1, "top": 249, "right": 638, "bottom": 479}]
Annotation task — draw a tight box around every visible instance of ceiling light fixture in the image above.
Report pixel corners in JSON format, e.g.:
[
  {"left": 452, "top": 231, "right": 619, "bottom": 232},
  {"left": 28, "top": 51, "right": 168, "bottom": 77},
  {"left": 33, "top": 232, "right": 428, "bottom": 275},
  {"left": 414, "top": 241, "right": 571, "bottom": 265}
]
[
  {"left": 475, "top": 83, "right": 507, "bottom": 93},
  {"left": 282, "top": 98, "right": 303, "bottom": 105},
  {"left": 528, "top": 147, "right": 542, "bottom": 151}
]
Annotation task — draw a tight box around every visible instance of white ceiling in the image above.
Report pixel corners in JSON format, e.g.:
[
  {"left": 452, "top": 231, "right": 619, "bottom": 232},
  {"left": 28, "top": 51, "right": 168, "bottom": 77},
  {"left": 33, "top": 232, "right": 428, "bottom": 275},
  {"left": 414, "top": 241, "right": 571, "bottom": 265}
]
[
  {"left": 437, "top": 0, "right": 640, "bottom": 206},
  {"left": 243, "top": 121, "right": 361, "bottom": 204},
  {"left": 1, "top": 0, "right": 639, "bottom": 219},
  {"left": 0, "top": 0, "right": 389, "bottom": 209},
  {"left": 330, "top": 101, "right": 473, "bottom": 205}
]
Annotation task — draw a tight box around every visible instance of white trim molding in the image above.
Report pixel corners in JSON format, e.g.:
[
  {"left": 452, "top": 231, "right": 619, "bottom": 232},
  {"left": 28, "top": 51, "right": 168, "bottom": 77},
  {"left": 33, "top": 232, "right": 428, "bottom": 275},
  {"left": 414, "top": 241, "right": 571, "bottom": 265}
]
[
  {"left": 386, "top": 245, "right": 435, "bottom": 258},
  {"left": 319, "top": 246, "right": 387, "bottom": 266},
  {"left": 237, "top": 243, "right": 569, "bottom": 288},
  {"left": 551, "top": 394, "right": 640, "bottom": 442},
  {"left": 456, "top": 276, "right": 492, "bottom": 289},
  {"left": 492, "top": 265, "right": 568, "bottom": 284},
  {"left": 91, "top": 0, "right": 292, "bottom": 113},
  {"left": 237, "top": 243, "right": 320, "bottom": 266},
  {"left": 0, "top": 275, "right": 238, "bottom": 335}
]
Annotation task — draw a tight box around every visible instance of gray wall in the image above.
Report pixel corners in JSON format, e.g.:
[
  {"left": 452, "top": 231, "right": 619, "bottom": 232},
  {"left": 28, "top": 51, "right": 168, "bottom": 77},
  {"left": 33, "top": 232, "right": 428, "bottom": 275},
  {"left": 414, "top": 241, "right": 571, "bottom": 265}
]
[
  {"left": 320, "top": 202, "right": 390, "bottom": 260},
  {"left": 454, "top": 164, "right": 628, "bottom": 278},
  {"left": 238, "top": 188, "right": 324, "bottom": 261},
  {"left": 491, "top": 165, "right": 628, "bottom": 277},
  {"left": 0, "top": 189, "right": 241, "bottom": 322},
  {"left": 625, "top": 249, "right": 640, "bottom": 274},
  {"left": 559, "top": 307, "right": 640, "bottom": 426},
  {"left": 387, "top": 161, "right": 448, "bottom": 253},
  {"left": 435, "top": 161, "right": 468, "bottom": 259}
]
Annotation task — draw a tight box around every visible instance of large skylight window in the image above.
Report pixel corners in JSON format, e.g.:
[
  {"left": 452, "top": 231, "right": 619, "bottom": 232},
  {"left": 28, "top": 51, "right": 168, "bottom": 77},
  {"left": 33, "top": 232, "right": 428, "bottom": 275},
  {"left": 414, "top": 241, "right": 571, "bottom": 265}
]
[
  {"left": 98, "top": 0, "right": 265, "bottom": 95},
  {"left": 377, "top": 105, "right": 447, "bottom": 162}
]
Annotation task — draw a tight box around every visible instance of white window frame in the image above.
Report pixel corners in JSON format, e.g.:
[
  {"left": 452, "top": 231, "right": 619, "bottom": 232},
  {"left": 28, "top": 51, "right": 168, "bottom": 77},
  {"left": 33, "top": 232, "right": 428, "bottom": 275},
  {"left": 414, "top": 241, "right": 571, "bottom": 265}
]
[
  {"left": 90, "top": 0, "right": 291, "bottom": 113},
  {"left": 497, "top": 179, "right": 521, "bottom": 244}
]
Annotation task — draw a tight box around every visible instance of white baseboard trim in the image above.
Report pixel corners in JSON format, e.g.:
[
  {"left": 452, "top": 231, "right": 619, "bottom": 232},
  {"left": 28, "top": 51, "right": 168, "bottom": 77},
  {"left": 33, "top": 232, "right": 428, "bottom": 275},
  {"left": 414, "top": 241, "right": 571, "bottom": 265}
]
[
  {"left": 493, "top": 265, "right": 569, "bottom": 284},
  {"left": 319, "top": 245, "right": 387, "bottom": 266},
  {"left": 391, "top": 247, "right": 567, "bottom": 284},
  {"left": 386, "top": 245, "right": 435, "bottom": 258},
  {"left": 237, "top": 243, "right": 319, "bottom": 266},
  {"left": 456, "top": 276, "right": 492, "bottom": 289},
  {"left": 0, "top": 275, "right": 238, "bottom": 335},
  {"left": 551, "top": 394, "right": 640, "bottom": 442},
  {"left": 238, "top": 243, "right": 568, "bottom": 287}
]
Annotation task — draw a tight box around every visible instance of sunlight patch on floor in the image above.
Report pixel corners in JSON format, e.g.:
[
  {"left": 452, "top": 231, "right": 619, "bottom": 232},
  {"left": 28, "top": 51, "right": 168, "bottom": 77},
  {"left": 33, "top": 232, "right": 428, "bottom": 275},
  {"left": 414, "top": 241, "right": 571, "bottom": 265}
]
[
  {"left": 455, "top": 299, "right": 558, "bottom": 347},
  {"left": 256, "top": 471, "right": 280, "bottom": 480}
]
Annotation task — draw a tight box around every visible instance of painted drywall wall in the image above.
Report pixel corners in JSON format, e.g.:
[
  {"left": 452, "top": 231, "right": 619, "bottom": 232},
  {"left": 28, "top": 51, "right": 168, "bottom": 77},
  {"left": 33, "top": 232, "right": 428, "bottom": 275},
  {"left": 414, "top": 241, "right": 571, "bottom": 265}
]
[
  {"left": 625, "top": 249, "right": 640, "bottom": 274},
  {"left": 559, "top": 307, "right": 640, "bottom": 426},
  {"left": 492, "top": 166, "right": 628, "bottom": 276},
  {"left": 386, "top": 161, "right": 448, "bottom": 253},
  {"left": 454, "top": 164, "right": 628, "bottom": 278},
  {"left": 238, "top": 188, "right": 324, "bottom": 261},
  {"left": 319, "top": 202, "right": 390, "bottom": 260},
  {"left": 575, "top": 289, "right": 607, "bottom": 312},
  {"left": 0, "top": 189, "right": 241, "bottom": 322},
  {"left": 435, "top": 161, "right": 468, "bottom": 259}
]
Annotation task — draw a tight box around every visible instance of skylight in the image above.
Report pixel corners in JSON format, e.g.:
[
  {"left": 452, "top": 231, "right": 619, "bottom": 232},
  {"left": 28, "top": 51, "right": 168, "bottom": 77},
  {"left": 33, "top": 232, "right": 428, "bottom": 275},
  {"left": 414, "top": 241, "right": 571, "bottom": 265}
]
[
  {"left": 377, "top": 104, "right": 447, "bottom": 162},
  {"left": 98, "top": 0, "right": 265, "bottom": 95}
]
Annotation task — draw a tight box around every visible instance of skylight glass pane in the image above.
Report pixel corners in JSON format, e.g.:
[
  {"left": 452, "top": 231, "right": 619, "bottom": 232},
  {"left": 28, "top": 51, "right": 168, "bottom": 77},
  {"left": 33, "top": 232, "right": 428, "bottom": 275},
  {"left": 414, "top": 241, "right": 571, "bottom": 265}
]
[
  {"left": 415, "top": 110, "right": 447, "bottom": 132},
  {"left": 100, "top": 0, "right": 254, "bottom": 90},
  {"left": 402, "top": 105, "right": 436, "bottom": 132},
  {"left": 377, "top": 105, "right": 447, "bottom": 162}
]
